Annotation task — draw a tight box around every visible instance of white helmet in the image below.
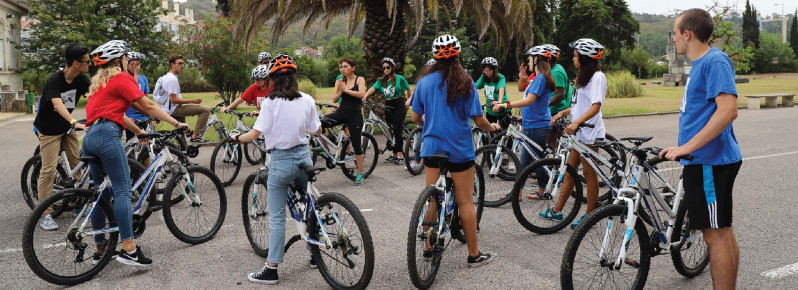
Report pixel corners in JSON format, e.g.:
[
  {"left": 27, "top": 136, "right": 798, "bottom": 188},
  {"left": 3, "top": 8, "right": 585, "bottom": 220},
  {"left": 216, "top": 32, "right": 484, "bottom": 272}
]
[
  {"left": 425, "top": 59, "right": 437, "bottom": 67},
  {"left": 525, "top": 45, "right": 553, "bottom": 60},
  {"left": 108, "top": 40, "right": 130, "bottom": 52},
  {"left": 251, "top": 64, "right": 270, "bottom": 80},
  {"left": 258, "top": 52, "right": 272, "bottom": 63},
  {"left": 381, "top": 57, "right": 395, "bottom": 67},
  {"left": 481, "top": 57, "right": 498, "bottom": 67},
  {"left": 127, "top": 51, "right": 144, "bottom": 61},
  {"left": 91, "top": 40, "right": 129, "bottom": 66},
  {"left": 432, "top": 34, "right": 461, "bottom": 60},
  {"left": 569, "top": 38, "right": 604, "bottom": 59},
  {"left": 542, "top": 44, "right": 561, "bottom": 59}
]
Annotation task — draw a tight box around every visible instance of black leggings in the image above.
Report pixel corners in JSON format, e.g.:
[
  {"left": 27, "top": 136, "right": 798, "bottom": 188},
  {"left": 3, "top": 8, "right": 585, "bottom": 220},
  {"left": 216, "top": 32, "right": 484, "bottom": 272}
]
[
  {"left": 324, "top": 106, "right": 364, "bottom": 155},
  {"left": 385, "top": 98, "right": 408, "bottom": 154}
]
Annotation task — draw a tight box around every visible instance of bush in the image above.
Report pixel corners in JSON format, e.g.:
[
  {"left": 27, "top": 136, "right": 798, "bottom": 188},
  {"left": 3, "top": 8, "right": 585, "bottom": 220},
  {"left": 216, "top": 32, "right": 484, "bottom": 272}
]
[
  {"left": 298, "top": 79, "right": 318, "bottom": 99},
  {"left": 606, "top": 71, "right": 642, "bottom": 98}
]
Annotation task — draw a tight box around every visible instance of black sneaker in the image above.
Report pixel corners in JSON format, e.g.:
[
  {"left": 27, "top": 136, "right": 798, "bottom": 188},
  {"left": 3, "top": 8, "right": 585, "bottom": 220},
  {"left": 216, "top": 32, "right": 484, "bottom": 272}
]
[
  {"left": 310, "top": 256, "right": 318, "bottom": 269},
  {"left": 467, "top": 252, "right": 495, "bottom": 268},
  {"left": 384, "top": 156, "right": 397, "bottom": 163},
  {"left": 248, "top": 265, "right": 278, "bottom": 284},
  {"left": 92, "top": 250, "right": 119, "bottom": 265},
  {"left": 116, "top": 246, "right": 152, "bottom": 267},
  {"left": 394, "top": 157, "right": 405, "bottom": 165},
  {"left": 190, "top": 137, "right": 207, "bottom": 143}
]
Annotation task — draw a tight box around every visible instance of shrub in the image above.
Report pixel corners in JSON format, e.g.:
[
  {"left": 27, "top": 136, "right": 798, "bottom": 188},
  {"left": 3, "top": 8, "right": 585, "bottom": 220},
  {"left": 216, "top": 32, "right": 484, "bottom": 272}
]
[
  {"left": 298, "top": 79, "right": 318, "bottom": 99},
  {"left": 606, "top": 71, "right": 642, "bottom": 98}
]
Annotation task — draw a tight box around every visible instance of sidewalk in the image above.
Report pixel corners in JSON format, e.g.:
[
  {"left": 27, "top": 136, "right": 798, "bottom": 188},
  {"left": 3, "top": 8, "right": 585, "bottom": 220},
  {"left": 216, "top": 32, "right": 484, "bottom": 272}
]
[{"left": 0, "top": 112, "right": 26, "bottom": 122}]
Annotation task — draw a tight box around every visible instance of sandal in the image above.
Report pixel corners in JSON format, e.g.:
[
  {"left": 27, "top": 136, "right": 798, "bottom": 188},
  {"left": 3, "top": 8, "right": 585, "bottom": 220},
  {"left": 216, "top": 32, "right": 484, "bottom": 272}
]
[{"left": 525, "top": 191, "right": 551, "bottom": 200}]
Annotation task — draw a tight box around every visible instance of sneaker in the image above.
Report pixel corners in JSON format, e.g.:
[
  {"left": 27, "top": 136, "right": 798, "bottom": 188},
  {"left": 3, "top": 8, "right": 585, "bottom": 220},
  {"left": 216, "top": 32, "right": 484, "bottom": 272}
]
[
  {"left": 384, "top": 156, "right": 397, "bottom": 163},
  {"left": 248, "top": 265, "right": 278, "bottom": 284},
  {"left": 393, "top": 157, "right": 405, "bottom": 165},
  {"left": 92, "top": 250, "right": 119, "bottom": 265},
  {"left": 311, "top": 146, "right": 324, "bottom": 153},
  {"left": 39, "top": 215, "right": 58, "bottom": 231},
  {"left": 571, "top": 214, "right": 587, "bottom": 228},
  {"left": 539, "top": 208, "right": 564, "bottom": 221},
  {"left": 409, "top": 160, "right": 423, "bottom": 171},
  {"left": 190, "top": 137, "right": 207, "bottom": 143},
  {"left": 354, "top": 174, "right": 364, "bottom": 186},
  {"left": 116, "top": 246, "right": 153, "bottom": 266},
  {"left": 310, "top": 257, "right": 318, "bottom": 269},
  {"left": 467, "top": 252, "right": 496, "bottom": 268}
]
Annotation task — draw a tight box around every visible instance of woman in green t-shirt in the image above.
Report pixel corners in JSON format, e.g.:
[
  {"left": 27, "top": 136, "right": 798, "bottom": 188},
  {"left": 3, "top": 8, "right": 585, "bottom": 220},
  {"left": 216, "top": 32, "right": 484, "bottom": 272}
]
[
  {"left": 476, "top": 57, "right": 509, "bottom": 124},
  {"left": 364, "top": 57, "right": 411, "bottom": 164}
]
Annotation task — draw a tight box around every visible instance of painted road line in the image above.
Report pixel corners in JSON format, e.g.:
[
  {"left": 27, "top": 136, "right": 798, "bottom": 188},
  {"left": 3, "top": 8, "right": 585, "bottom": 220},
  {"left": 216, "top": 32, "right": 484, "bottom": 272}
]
[
  {"left": 761, "top": 262, "right": 798, "bottom": 279},
  {"left": 360, "top": 208, "right": 374, "bottom": 212}
]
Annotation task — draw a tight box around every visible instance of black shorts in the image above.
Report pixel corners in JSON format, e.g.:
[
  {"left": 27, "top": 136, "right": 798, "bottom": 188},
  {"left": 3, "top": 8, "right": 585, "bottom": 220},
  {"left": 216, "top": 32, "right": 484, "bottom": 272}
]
[
  {"left": 423, "top": 157, "right": 475, "bottom": 173},
  {"left": 682, "top": 161, "right": 742, "bottom": 230}
]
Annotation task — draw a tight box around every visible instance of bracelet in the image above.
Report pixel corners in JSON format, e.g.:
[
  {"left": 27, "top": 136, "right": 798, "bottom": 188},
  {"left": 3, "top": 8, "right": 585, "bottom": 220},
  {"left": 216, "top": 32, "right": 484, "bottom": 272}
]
[
  {"left": 234, "top": 135, "right": 240, "bottom": 142},
  {"left": 70, "top": 119, "right": 77, "bottom": 125},
  {"left": 505, "top": 102, "right": 511, "bottom": 109}
]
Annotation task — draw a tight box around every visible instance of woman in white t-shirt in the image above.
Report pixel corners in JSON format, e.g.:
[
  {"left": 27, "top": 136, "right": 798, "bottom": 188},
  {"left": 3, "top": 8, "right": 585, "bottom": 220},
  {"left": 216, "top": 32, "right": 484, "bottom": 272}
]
[
  {"left": 229, "top": 54, "right": 322, "bottom": 285},
  {"left": 546, "top": 38, "right": 607, "bottom": 228}
]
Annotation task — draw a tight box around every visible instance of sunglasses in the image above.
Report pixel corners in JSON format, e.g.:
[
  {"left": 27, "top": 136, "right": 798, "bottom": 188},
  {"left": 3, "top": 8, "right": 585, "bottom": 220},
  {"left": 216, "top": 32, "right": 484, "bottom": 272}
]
[
  {"left": 382, "top": 66, "right": 391, "bottom": 70},
  {"left": 176, "top": 62, "right": 185, "bottom": 65}
]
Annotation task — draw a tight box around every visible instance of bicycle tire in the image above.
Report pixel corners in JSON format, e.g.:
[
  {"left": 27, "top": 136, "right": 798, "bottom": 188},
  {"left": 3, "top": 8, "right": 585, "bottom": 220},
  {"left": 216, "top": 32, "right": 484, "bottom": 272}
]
[
  {"left": 20, "top": 155, "right": 65, "bottom": 210},
  {"left": 209, "top": 137, "right": 243, "bottom": 186},
  {"left": 560, "top": 204, "right": 650, "bottom": 290},
  {"left": 340, "top": 133, "right": 378, "bottom": 180},
  {"left": 451, "top": 164, "right": 486, "bottom": 243},
  {"left": 475, "top": 144, "right": 521, "bottom": 207},
  {"left": 407, "top": 186, "right": 446, "bottom": 289},
  {"left": 309, "top": 192, "right": 375, "bottom": 290},
  {"left": 511, "top": 158, "right": 583, "bottom": 235},
  {"left": 403, "top": 127, "right": 424, "bottom": 176},
  {"left": 22, "top": 188, "right": 118, "bottom": 285},
  {"left": 162, "top": 165, "right": 227, "bottom": 244},
  {"left": 241, "top": 172, "right": 269, "bottom": 257},
  {"left": 670, "top": 199, "right": 709, "bottom": 277},
  {"left": 244, "top": 139, "right": 266, "bottom": 165}
]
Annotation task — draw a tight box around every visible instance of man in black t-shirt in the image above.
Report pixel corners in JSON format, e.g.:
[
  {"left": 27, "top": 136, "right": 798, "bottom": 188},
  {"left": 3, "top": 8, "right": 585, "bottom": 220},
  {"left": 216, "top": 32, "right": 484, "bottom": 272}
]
[{"left": 33, "top": 45, "right": 91, "bottom": 230}]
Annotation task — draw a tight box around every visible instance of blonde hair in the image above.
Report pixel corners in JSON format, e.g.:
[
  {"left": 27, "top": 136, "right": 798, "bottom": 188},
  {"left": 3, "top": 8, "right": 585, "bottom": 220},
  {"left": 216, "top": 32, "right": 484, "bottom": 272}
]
[{"left": 88, "top": 61, "right": 122, "bottom": 97}]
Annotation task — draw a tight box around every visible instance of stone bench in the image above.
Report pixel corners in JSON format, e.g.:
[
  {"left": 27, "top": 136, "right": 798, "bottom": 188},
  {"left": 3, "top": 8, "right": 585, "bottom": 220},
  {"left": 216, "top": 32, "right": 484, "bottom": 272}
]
[{"left": 745, "top": 94, "right": 795, "bottom": 110}]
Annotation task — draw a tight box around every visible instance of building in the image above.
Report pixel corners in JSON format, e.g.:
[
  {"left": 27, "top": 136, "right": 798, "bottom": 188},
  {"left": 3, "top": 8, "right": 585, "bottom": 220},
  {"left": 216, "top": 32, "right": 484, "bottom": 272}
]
[
  {"left": 0, "top": 0, "right": 27, "bottom": 91},
  {"left": 294, "top": 46, "right": 324, "bottom": 58},
  {"left": 155, "top": 0, "right": 195, "bottom": 41}
]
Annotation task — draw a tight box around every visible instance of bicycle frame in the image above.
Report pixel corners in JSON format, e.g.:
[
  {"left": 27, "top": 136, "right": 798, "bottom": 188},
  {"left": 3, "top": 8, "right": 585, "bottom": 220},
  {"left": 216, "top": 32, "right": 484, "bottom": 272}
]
[
  {"left": 416, "top": 172, "right": 455, "bottom": 240},
  {"left": 312, "top": 127, "right": 355, "bottom": 165},
  {"left": 365, "top": 110, "right": 394, "bottom": 144}
]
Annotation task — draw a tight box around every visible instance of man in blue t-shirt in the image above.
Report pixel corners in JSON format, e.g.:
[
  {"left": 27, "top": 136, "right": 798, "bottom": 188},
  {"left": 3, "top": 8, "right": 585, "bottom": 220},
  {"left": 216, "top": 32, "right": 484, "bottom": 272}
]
[{"left": 660, "top": 9, "right": 742, "bottom": 290}]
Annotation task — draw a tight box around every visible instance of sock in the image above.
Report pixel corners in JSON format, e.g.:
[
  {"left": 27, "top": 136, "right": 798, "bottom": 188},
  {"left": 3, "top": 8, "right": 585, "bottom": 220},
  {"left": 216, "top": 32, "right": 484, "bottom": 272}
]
[
  {"left": 127, "top": 249, "right": 137, "bottom": 255},
  {"left": 265, "top": 264, "right": 277, "bottom": 270}
]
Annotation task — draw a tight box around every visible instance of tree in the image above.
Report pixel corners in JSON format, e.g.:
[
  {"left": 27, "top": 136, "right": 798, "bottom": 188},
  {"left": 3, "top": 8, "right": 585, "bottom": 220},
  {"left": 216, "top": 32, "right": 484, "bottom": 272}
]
[
  {"left": 753, "top": 33, "right": 797, "bottom": 73},
  {"left": 179, "top": 16, "right": 271, "bottom": 103},
  {"left": 742, "top": 0, "right": 760, "bottom": 48},
  {"left": 325, "top": 36, "right": 362, "bottom": 59},
  {"left": 790, "top": 10, "right": 798, "bottom": 58},
  {"left": 533, "top": 0, "right": 556, "bottom": 44}
]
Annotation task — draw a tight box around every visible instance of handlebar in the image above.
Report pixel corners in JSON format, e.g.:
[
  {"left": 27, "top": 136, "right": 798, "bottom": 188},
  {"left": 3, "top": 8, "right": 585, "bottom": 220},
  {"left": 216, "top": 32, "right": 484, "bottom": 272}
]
[
  {"left": 136, "top": 126, "right": 188, "bottom": 140},
  {"left": 363, "top": 102, "right": 393, "bottom": 111},
  {"left": 316, "top": 103, "right": 339, "bottom": 109},
  {"left": 214, "top": 101, "right": 229, "bottom": 108}
]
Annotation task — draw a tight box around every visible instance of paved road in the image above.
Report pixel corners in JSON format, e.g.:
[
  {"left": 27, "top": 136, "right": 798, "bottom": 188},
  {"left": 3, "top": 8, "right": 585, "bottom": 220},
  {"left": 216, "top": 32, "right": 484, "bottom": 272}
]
[{"left": 1, "top": 107, "right": 797, "bottom": 289}]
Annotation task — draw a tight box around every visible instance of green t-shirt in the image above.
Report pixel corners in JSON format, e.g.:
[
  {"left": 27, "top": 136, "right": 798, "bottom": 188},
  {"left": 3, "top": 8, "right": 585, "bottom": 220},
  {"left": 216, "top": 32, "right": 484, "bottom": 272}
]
[
  {"left": 549, "top": 64, "right": 572, "bottom": 114},
  {"left": 335, "top": 74, "right": 343, "bottom": 103},
  {"left": 372, "top": 74, "right": 410, "bottom": 99},
  {"left": 475, "top": 73, "right": 509, "bottom": 116}
]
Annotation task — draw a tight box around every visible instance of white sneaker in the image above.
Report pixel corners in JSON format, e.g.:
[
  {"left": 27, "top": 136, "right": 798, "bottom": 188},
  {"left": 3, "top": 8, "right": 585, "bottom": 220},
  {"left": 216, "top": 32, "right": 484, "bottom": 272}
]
[{"left": 39, "top": 215, "right": 58, "bottom": 231}]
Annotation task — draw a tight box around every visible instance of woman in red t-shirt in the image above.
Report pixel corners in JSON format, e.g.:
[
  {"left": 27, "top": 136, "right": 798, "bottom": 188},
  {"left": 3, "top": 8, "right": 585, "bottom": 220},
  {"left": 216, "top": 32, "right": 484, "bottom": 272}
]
[
  {"left": 221, "top": 65, "right": 272, "bottom": 115},
  {"left": 82, "top": 40, "right": 189, "bottom": 267}
]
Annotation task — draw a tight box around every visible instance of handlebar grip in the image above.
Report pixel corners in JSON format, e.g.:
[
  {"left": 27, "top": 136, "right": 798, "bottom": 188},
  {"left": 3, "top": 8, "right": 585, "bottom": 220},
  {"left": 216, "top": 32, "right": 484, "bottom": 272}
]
[
  {"left": 675, "top": 154, "right": 694, "bottom": 161},
  {"left": 580, "top": 123, "right": 595, "bottom": 128}
]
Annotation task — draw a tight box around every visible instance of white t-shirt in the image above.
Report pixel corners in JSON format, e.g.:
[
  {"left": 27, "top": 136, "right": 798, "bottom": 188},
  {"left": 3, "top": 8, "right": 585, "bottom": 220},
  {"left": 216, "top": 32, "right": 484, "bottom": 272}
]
[
  {"left": 153, "top": 72, "right": 181, "bottom": 114},
  {"left": 570, "top": 71, "right": 606, "bottom": 144},
  {"left": 253, "top": 92, "right": 321, "bottom": 150}
]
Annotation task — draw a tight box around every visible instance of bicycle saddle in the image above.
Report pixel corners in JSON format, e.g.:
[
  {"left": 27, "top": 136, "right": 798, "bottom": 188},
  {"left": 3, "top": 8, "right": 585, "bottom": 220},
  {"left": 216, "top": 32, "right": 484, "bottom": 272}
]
[
  {"left": 620, "top": 136, "right": 653, "bottom": 144},
  {"left": 299, "top": 163, "right": 326, "bottom": 177},
  {"left": 79, "top": 156, "right": 101, "bottom": 164}
]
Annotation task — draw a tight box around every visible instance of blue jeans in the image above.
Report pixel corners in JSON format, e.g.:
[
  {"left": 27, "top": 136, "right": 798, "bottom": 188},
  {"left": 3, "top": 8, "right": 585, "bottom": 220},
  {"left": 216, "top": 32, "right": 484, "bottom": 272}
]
[
  {"left": 266, "top": 145, "right": 313, "bottom": 264},
  {"left": 521, "top": 127, "right": 551, "bottom": 188},
  {"left": 82, "top": 120, "right": 135, "bottom": 242}
]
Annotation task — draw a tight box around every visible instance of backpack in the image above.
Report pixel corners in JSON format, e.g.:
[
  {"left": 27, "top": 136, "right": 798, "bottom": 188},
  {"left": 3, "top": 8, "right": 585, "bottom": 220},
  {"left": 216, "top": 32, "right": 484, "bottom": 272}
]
[{"left": 152, "top": 75, "right": 171, "bottom": 108}]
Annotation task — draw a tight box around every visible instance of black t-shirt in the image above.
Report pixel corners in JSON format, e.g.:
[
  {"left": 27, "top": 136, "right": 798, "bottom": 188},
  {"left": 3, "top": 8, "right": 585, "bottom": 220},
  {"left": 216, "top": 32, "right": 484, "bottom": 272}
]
[{"left": 33, "top": 71, "right": 91, "bottom": 135}]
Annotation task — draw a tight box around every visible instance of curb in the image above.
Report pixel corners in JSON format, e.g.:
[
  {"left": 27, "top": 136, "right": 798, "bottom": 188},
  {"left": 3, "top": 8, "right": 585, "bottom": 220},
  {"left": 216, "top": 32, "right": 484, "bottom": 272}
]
[
  {"left": 0, "top": 112, "right": 26, "bottom": 123},
  {"left": 604, "top": 106, "right": 759, "bottom": 119}
]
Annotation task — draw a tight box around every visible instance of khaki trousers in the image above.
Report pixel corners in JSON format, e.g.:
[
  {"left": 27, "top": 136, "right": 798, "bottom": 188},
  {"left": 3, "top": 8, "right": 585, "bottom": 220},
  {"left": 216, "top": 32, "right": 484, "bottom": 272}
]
[{"left": 37, "top": 131, "right": 80, "bottom": 216}]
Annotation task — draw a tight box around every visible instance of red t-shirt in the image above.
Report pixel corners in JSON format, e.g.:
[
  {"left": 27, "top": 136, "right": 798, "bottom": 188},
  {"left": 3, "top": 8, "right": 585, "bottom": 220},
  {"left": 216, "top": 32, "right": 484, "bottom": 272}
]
[
  {"left": 520, "top": 72, "right": 536, "bottom": 91},
  {"left": 240, "top": 83, "right": 273, "bottom": 110},
  {"left": 86, "top": 72, "right": 145, "bottom": 129}
]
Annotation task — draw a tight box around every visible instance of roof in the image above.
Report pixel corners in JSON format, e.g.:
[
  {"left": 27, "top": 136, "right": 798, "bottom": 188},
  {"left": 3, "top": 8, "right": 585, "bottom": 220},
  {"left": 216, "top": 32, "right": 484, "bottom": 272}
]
[
  {"left": 302, "top": 47, "right": 320, "bottom": 54},
  {"left": 3, "top": 0, "right": 28, "bottom": 13}
]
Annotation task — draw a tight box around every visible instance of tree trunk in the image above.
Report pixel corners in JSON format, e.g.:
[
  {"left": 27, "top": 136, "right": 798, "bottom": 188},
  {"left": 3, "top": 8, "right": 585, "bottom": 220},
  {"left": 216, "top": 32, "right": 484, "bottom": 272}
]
[{"left": 362, "top": 0, "right": 408, "bottom": 119}]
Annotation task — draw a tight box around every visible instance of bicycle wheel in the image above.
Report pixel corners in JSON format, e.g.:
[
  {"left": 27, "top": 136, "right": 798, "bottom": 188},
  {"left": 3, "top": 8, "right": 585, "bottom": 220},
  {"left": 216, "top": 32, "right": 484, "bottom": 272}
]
[
  {"left": 475, "top": 144, "right": 520, "bottom": 207},
  {"left": 593, "top": 145, "right": 623, "bottom": 203},
  {"left": 511, "top": 158, "right": 583, "bottom": 235},
  {"left": 22, "top": 188, "right": 118, "bottom": 285},
  {"left": 162, "top": 165, "right": 227, "bottom": 244},
  {"left": 670, "top": 200, "right": 709, "bottom": 277},
  {"left": 407, "top": 186, "right": 447, "bottom": 289},
  {"left": 403, "top": 127, "right": 424, "bottom": 176},
  {"left": 244, "top": 138, "right": 266, "bottom": 165},
  {"left": 561, "top": 204, "right": 650, "bottom": 289},
  {"left": 21, "top": 155, "right": 65, "bottom": 210},
  {"left": 209, "top": 137, "right": 243, "bottom": 186},
  {"left": 403, "top": 119, "right": 416, "bottom": 134},
  {"left": 241, "top": 172, "right": 269, "bottom": 257},
  {"left": 309, "top": 192, "right": 375, "bottom": 289},
  {"left": 646, "top": 157, "right": 684, "bottom": 204},
  {"left": 340, "top": 133, "right": 378, "bottom": 180},
  {"left": 451, "top": 165, "right": 486, "bottom": 243}
]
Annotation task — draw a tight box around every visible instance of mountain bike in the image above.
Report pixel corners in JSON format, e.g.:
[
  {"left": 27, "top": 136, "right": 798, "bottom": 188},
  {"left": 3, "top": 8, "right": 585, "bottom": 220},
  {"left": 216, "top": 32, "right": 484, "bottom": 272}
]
[
  {"left": 403, "top": 126, "right": 424, "bottom": 175},
  {"left": 209, "top": 111, "right": 268, "bottom": 186},
  {"left": 362, "top": 102, "right": 412, "bottom": 155},
  {"left": 309, "top": 117, "right": 378, "bottom": 180}
]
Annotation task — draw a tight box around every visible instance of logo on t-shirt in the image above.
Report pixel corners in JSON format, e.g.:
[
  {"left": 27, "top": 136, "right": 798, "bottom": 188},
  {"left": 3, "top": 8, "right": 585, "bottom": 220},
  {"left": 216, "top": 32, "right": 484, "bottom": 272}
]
[
  {"left": 61, "top": 90, "right": 77, "bottom": 109},
  {"left": 485, "top": 85, "right": 495, "bottom": 101},
  {"left": 383, "top": 85, "right": 396, "bottom": 98},
  {"left": 680, "top": 78, "right": 690, "bottom": 113}
]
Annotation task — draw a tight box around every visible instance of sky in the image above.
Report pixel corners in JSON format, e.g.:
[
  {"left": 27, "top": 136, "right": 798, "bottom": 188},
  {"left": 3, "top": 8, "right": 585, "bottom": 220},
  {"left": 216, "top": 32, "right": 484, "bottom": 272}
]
[{"left": 626, "top": 0, "right": 797, "bottom": 18}]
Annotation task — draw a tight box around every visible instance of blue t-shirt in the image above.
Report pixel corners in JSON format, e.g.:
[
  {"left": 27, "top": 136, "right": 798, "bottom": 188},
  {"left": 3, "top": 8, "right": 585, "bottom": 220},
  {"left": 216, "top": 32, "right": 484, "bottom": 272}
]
[
  {"left": 412, "top": 71, "right": 483, "bottom": 163},
  {"left": 521, "top": 73, "right": 552, "bottom": 129},
  {"left": 678, "top": 47, "right": 742, "bottom": 166},
  {"left": 125, "top": 74, "right": 151, "bottom": 121}
]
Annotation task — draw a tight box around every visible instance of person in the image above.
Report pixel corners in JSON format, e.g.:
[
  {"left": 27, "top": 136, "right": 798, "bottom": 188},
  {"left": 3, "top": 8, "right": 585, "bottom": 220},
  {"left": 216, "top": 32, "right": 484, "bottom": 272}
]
[
  {"left": 542, "top": 44, "right": 572, "bottom": 150},
  {"left": 491, "top": 46, "right": 554, "bottom": 200},
  {"left": 546, "top": 38, "right": 607, "bottom": 228},
  {"left": 153, "top": 54, "right": 210, "bottom": 142},
  {"left": 412, "top": 34, "right": 500, "bottom": 267},
  {"left": 364, "top": 57, "right": 410, "bottom": 164},
  {"left": 83, "top": 40, "right": 189, "bottom": 266},
  {"left": 33, "top": 45, "right": 91, "bottom": 230},
  {"left": 324, "top": 58, "right": 368, "bottom": 186},
  {"left": 229, "top": 54, "right": 321, "bottom": 285},
  {"left": 221, "top": 64, "right": 272, "bottom": 115},
  {"left": 478, "top": 57, "right": 509, "bottom": 125},
  {"left": 258, "top": 52, "right": 272, "bottom": 65},
  {"left": 124, "top": 52, "right": 152, "bottom": 141},
  {"left": 516, "top": 47, "right": 538, "bottom": 92},
  {"left": 659, "top": 9, "right": 742, "bottom": 290}
]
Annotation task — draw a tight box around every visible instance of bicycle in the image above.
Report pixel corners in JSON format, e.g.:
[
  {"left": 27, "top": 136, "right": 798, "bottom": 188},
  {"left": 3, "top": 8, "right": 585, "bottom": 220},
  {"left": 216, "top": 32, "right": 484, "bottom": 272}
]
[
  {"left": 241, "top": 163, "right": 375, "bottom": 289},
  {"left": 560, "top": 139, "right": 707, "bottom": 289},
  {"left": 406, "top": 154, "right": 486, "bottom": 289},
  {"left": 402, "top": 126, "right": 424, "bottom": 175},
  {"left": 159, "top": 101, "right": 230, "bottom": 158},
  {"left": 22, "top": 127, "right": 227, "bottom": 285},
  {"left": 362, "top": 102, "right": 413, "bottom": 155},
  {"left": 309, "top": 117, "right": 378, "bottom": 180},
  {"left": 209, "top": 111, "right": 268, "bottom": 186}
]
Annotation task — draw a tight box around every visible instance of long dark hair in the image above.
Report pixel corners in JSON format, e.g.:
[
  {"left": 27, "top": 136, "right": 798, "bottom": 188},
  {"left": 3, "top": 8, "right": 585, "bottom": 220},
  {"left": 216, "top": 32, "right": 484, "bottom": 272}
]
[
  {"left": 575, "top": 54, "right": 601, "bottom": 88},
  {"left": 534, "top": 56, "right": 555, "bottom": 91},
  {"left": 482, "top": 64, "right": 499, "bottom": 83},
  {"left": 415, "top": 56, "right": 473, "bottom": 106},
  {"left": 267, "top": 73, "right": 301, "bottom": 101},
  {"left": 379, "top": 61, "right": 396, "bottom": 88}
]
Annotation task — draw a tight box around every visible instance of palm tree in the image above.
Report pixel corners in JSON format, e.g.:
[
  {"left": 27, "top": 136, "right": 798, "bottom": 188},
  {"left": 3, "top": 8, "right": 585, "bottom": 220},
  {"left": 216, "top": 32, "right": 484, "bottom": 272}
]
[{"left": 228, "top": 0, "right": 536, "bottom": 81}]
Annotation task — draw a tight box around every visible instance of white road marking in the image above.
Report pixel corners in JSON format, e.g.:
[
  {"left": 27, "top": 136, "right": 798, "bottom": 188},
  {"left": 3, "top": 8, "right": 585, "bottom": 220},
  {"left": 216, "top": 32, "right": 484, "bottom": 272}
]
[
  {"left": 0, "top": 248, "right": 22, "bottom": 254},
  {"left": 743, "top": 151, "right": 798, "bottom": 161},
  {"left": 761, "top": 262, "right": 798, "bottom": 279},
  {"left": 360, "top": 208, "right": 374, "bottom": 212}
]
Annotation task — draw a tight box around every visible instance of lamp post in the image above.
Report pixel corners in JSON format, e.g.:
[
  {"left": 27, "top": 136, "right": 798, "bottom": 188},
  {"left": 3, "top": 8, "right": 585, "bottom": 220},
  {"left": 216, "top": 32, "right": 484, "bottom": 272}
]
[{"left": 776, "top": 3, "right": 786, "bottom": 43}]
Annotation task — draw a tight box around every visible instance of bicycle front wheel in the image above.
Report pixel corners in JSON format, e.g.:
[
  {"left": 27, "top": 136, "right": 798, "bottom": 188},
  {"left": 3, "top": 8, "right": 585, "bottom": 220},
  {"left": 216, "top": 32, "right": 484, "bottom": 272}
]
[
  {"left": 403, "top": 127, "right": 424, "bottom": 176},
  {"left": 511, "top": 158, "right": 583, "bottom": 234},
  {"left": 309, "top": 192, "right": 375, "bottom": 290},
  {"left": 241, "top": 172, "right": 269, "bottom": 257},
  {"left": 407, "top": 186, "right": 446, "bottom": 289},
  {"left": 670, "top": 200, "right": 709, "bottom": 277},
  {"left": 451, "top": 165, "right": 486, "bottom": 243},
  {"left": 340, "top": 133, "right": 378, "bottom": 180},
  {"left": 162, "top": 165, "right": 227, "bottom": 244},
  {"left": 561, "top": 204, "right": 651, "bottom": 290},
  {"left": 244, "top": 138, "right": 266, "bottom": 165},
  {"left": 209, "top": 137, "right": 243, "bottom": 186},
  {"left": 23, "top": 188, "right": 118, "bottom": 285},
  {"left": 475, "top": 144, "right": 520, "bottom": 207}
]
